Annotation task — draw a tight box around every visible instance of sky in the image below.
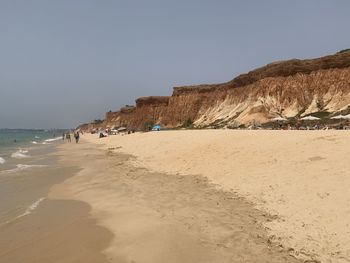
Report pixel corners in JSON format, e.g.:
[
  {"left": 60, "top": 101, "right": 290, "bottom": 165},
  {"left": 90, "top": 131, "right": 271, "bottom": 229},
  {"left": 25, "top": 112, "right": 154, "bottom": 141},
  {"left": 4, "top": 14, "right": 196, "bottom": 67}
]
[{"left": 0, "top": 0, "right": 349, "bottom": 129}]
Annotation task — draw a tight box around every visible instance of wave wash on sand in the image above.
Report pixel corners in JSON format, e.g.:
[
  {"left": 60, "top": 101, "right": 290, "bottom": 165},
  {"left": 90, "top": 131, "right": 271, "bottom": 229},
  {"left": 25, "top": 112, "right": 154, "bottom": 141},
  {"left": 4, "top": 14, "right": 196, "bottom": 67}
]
[
  {"left": 79, "top": 130, "right": 350, "bottom": 263},
  {"left": 0, "top": 164, "right": 48, "bottom": 175},
  {"left": 11, "top": 149, "right": 30, "bottom": 159}
]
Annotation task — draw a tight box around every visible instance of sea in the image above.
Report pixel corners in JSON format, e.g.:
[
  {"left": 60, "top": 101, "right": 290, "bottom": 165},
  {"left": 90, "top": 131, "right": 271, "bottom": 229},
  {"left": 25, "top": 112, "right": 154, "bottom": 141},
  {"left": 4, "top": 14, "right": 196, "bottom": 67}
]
[
  {"left": 0, "top": 129, "right": 64, "bottom": 171},
  {"left": 0, "top": 129, "right": 111, "bottom": 262},
  {"left": 0, "top": 129, "right": 65, "bottom": 224}
]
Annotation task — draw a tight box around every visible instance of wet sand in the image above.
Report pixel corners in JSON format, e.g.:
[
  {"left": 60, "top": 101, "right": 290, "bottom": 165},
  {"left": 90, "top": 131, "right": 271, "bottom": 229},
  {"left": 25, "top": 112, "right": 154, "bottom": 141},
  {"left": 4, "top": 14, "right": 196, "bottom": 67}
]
[
  {"left": 50, "top": 140, "right": 302, "bottom": 263},
  {"left": 0, "top": 199, "right": 112, "bottom": 263},
  {"left": 0, "top": 145, "right": 113, "bottom": 263}
]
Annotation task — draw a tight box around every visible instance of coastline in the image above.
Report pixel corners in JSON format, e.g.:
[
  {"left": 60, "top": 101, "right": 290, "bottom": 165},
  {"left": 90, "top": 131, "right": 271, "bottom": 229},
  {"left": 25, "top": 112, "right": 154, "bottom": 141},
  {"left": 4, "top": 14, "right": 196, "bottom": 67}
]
[
  {"left": 7, "top": 129, "right": 345, "bottom": 261},
  {"left": 0, "top": 143, "right": 113, "bottom": 263}
]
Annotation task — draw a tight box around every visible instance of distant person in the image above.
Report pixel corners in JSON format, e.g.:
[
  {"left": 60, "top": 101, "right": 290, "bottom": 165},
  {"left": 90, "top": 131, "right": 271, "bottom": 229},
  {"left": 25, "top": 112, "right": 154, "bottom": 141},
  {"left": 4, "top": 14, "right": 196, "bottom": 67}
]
[
  {"left": 62, "top": 133, "right": 65, "bottom": 140},
  {"left": 66, "top": 133, "right": 71, "bottom": 142},
  {"left": 74, "top": 132, "right": 80, "bottom": 143}
]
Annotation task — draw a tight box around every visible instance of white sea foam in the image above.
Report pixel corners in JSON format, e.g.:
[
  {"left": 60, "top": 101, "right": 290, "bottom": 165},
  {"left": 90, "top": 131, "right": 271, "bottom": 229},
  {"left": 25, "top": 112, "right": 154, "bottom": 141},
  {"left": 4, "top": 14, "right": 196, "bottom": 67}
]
[
  {"left": 0, "top": 157, "right": 5, "bottom": 164},
  {"left": 15, "top": 164, "right": 47, "bottom": 171},
  {"left": 15, "top": 197, "right": 45, "bottom": 219},
  {"left": 11, "top": 150, "right": 29, "bottom": 159},
  {"left": 0, "top": 164, "right": 47, "bottom": 174},
  {"left": 44, "top": 137, "right": 61, "bottom": 142},
  {"left": 0, "top": 197, "right": 46, "bottom": 225},
  {"left": 34, "top": 136, "right": 40, "bottom": 139},
  {"left": 32, "top": 141, "right": 38, "bottom": 144}
]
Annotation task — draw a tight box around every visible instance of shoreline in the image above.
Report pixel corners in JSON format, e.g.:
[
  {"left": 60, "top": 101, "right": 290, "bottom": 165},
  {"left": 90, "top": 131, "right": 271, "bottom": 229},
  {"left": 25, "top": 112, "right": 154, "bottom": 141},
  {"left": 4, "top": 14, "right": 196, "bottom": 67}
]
[
  {"left": 0, "top": 143, "right": 113, "bottom": 263},
  {"left": 7, "top": 129, "right": 346, "bottom": 262}
]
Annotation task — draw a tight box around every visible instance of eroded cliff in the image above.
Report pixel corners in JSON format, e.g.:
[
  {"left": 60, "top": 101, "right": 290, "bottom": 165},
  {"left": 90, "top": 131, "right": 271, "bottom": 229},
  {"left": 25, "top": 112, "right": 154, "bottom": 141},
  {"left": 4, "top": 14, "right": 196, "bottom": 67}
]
[
  {"left": 81, "top": 50, "right": 350, "bottom": 130},
  {"left": 104, "top": 105, "right": 136, "bottom": 129}
]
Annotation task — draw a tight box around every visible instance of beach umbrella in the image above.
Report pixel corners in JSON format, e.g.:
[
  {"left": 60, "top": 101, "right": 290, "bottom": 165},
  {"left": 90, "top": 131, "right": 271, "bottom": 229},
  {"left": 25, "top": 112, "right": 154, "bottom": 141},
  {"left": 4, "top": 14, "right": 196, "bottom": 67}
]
[
  {"left": 152, "top": 125, "right": 161, "bottom": 131},
  {"left": 117, "top": 127, "right": 127, "bottom": 132},
  {"left": 343, "top": 114, "right": 350, "bottom": 120},
  {"left": 330, "top": 114, "right": 350, "bottom": 120},
  {"left": 271, "top": 116, "right": 287, "bottom": 121},
  {"left": 300, "top": 116, "right": 320, "bottom": 121},
  {"left": 331, "top": 115, "right": 345, "bottom": 120}
]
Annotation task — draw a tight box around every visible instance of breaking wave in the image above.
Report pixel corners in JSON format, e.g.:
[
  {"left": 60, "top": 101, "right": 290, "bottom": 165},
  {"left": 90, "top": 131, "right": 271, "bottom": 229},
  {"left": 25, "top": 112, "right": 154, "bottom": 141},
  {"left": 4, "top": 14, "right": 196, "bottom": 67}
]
[{"left": 0, "top": 157, "right": 5, "bottom": 164}]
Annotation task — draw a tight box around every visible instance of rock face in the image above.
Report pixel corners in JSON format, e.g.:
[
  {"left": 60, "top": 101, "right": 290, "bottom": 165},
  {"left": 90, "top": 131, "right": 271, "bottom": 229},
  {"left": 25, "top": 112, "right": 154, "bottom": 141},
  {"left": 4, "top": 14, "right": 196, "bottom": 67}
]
[
  {"left": 80, "top": 50, "right": 350, "bottom": 130},
  {"left": 129, "top": 97, "right": 170, "bottom": 129},
  {"left": 104, "top": 105, "right": 136, "bottom": 128},
  {"left": 192, "top": 68, "right": 350, "bottom": 126}
]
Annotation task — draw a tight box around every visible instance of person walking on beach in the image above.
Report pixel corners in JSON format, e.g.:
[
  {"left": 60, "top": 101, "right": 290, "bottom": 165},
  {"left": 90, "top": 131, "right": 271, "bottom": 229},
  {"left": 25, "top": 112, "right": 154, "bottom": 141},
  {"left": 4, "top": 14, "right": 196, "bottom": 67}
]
[
  {"left": 66, "top": 133, "right": 71, "bottom": 142},
  {"left": 74, "top": 131, "right": 80, "bottom": 143},
  {"left": 62, "top": 133, "right": 65, "bottom": 140}
]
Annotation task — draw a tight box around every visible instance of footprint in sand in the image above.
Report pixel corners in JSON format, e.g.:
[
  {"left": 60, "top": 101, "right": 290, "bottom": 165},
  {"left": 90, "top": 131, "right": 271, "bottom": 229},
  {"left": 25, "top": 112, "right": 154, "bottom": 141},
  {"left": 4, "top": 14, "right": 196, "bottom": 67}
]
[{"left": 308, "top": 156, "right": 326, "bottom": 162}]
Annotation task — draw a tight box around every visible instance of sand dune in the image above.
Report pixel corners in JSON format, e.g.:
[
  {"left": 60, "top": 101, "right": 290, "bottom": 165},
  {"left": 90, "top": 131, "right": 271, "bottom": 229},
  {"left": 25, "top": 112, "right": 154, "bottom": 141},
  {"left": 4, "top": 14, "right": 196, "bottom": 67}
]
[{"left": 82, "top": 130, "right": 350, "bottom": 262}]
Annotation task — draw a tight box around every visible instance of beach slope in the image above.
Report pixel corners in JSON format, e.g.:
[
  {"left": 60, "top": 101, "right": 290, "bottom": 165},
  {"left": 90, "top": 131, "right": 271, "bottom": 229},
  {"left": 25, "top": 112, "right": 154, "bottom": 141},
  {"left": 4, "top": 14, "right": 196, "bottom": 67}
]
[{"left": 80, "top": 130, "right": 350, "bottom": 262}]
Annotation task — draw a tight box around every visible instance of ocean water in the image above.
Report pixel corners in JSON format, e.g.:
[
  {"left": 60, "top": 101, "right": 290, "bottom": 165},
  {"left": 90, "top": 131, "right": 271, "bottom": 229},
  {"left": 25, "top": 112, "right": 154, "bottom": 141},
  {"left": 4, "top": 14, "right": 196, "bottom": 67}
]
[
  {"left": 0, "top": 129, "right": 63, "bottom": 171},
  {"left": 0, "top": 131, "right": 110, "bottom": 262},
  {"left": 0, "top": 129, "right": 67, "bottom": 224}
]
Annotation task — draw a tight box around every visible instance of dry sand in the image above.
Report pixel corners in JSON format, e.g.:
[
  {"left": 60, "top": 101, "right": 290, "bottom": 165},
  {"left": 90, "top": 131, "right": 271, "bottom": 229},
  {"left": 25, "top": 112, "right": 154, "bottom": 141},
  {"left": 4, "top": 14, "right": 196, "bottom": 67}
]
[
  {"left": 50, "top": 140, "right": 301, "bottom": 263},
  {"left": 80, "top": 130, "right": 350, "bottom": 263}
]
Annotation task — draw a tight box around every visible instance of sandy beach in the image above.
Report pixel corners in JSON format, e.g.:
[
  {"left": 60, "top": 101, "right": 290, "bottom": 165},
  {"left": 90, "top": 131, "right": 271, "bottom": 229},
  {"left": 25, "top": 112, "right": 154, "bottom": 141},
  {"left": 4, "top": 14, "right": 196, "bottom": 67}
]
[
  {"left": 49, "top": 135, "right": 301, "bottom": 263},
  {"left": 53, "top": 129, "right": 350, "bottom": 263}
]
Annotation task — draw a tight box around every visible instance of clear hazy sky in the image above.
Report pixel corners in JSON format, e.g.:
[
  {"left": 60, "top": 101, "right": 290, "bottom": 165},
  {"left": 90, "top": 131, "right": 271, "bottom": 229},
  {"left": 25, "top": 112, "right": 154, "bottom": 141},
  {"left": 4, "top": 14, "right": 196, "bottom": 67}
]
[{"left": 0, "top": 0, "right": 349, "bottom": 129}]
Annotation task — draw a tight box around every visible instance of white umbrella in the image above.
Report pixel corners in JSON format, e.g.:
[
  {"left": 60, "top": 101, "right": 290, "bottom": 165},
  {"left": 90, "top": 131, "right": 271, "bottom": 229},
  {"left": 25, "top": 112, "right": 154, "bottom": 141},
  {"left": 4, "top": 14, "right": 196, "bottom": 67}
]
[
  {"left": 331, "top": 115, "right": 345, "bottom": 120},
  {"left": 271, "top": 116, "right": 287, "bottom": 121},
  {"left": 343, "top": 114, "right": 350, "bottom": 120},
  {"left": 117, "top": 127, "right": 127, "bottom": 131},
  {"left": 301, "top": 116, "right": 320, "bottom": 121}
]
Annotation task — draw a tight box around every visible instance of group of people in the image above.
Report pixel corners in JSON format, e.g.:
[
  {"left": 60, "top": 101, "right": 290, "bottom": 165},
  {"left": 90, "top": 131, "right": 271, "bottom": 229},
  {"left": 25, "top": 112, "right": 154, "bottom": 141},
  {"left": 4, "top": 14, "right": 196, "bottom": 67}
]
[{"left": 62, "top": 131, "right": 81, "bottom": 143}]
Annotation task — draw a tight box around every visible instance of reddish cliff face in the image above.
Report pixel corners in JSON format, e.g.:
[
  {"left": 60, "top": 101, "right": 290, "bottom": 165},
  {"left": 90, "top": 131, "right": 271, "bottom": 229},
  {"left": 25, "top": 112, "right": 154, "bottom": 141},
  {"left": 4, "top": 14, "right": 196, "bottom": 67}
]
[
  {"left": 79, "top": 50, "right": 350, "bottom": 131},
  {"left": 195, "top": 68, "right": 350, "bottom": 126},
  {"left": 164, "top": 51, "right": 350, "bottom": 127},
  {"left": 129, "top": 97, "right": 170, "bottom": 129},
  {"left": 104, "top": 105, "right": 136, "bottom": 129}
]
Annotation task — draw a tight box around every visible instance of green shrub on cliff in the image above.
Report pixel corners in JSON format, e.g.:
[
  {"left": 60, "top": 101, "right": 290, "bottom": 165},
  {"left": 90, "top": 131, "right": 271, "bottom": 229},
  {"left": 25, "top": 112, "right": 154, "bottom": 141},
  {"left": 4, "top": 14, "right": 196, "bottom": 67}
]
[
  {"left": 338, "top": 48, "right": 350, "bottom": 54},
  {"left": 182, "top": 118, "right": 193, "bottom": 128},
  {"left": 143, "top": 120, "right": 154, "bottom": 131},
  {"left": 94, "top": 119, "right": 104, "bottom": 124}
]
